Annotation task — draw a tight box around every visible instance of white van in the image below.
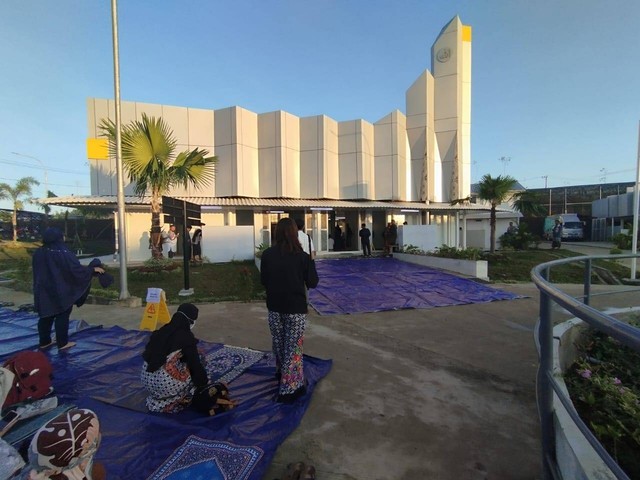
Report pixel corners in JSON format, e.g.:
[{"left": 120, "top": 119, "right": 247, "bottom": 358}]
[{"left": 544, "top": 214, "right": 584, "bottom": 241}]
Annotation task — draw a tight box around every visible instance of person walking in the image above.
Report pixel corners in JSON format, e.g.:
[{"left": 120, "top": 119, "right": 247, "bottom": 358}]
[
  {"left": 260, "top": 218, "right": 319, "bottom": 403},
  {"left": 359, "top": 223, "right": 371, "bottom": 257},
  {"left": 551, "top": 219, "right": 563, "bottom": 249},
  {"left": 32, "top": 227, "right": 106, "bottom": 351}
]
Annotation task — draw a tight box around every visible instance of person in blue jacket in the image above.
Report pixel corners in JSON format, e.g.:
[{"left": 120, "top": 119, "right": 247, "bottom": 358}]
[{"left": 32, "top": 227, "right": 108, "bottom": 350}]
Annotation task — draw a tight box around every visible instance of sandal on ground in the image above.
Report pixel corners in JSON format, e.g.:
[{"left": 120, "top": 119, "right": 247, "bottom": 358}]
[
  {"left": 39, "top": 341, "right": 55, "bottom": 350},
  {"left": 58, "top": 342, "right": 76, "bottom": 351},
  {"left": 283, "top": 462, "right": 305, "bottom": 480},
  {"left": 302, "top": 465, "right": 316, "bottom": 480}
]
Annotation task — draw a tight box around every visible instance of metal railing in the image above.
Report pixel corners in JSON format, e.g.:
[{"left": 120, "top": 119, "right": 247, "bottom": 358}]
[{"left": 531, "top": 253, "right": 640, "bottom": 480}]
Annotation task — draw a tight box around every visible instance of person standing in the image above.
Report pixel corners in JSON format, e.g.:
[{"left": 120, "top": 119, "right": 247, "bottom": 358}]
[
  {"left": 260, "top": 218, "right": 319, "bottom": 403},
  {"left": 359, "top": 223, "right": 371, "bottom": 257},
  {"left": 295, "top": 218, "right": 316, "bottom": 259},
  {"left": 32, "top": 227, "right": 105, "bottom": 350},
  {"left": 192, "top": 227, "right": 203, "bottom": 262},
  {"left": 163, "top": 224, "right": 179, "bottom": 258},
  {"left": 551, "top": 219, "right": 563, "bottom": 249},
  {"left": 334, "top": 223, "right": 343, "bottom": 251}
]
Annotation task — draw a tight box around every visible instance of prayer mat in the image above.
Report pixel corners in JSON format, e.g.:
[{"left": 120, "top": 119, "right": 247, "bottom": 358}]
[
  {"left": 147, "top": 435, "right": 263, "bottom": 480},
  {"left": 206, "top": 346, "right": 266, "bottom": 384}
]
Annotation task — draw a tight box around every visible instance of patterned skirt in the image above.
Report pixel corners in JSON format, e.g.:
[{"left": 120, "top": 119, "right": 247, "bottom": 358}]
[{"left": 141, "top": 350, "right": 195, "bottom": 413}]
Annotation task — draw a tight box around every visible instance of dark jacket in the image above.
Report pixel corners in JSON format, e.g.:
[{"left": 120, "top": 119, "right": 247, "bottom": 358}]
[
  {"left": 260, "top": 246, "right": 319, "bottom": 314},
  {"left": 32, "top": 229, "right": 95, "bottom": 318}
]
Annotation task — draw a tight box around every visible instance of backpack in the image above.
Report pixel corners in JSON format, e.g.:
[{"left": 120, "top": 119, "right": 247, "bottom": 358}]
[{"left": 2, "top": 351, "right": 53, "bottom": 409}]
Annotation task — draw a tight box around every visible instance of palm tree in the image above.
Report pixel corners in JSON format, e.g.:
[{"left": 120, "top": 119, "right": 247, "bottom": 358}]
[
  {"left": 100, "top": 114, "right": 216, "bottom": 258},
  {"left": 512, "top": 190, "right": 547, "bottom": 217},
  {"left": 476, "top": 174, "right": 517, "bottom": 253},
  {"left": 0, "top": 177, "right": 40, "bottom": 242}
]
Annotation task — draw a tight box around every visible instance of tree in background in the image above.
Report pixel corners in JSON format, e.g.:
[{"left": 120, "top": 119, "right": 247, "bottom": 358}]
[
  {"left": 512, "top": 190, "right": 547, "bottom": 218},
  {"left": 100, "top": 114, "right": 216, "bottom": 258},
  {"left": 476, "top": 174, "right": 517, "bottom": 253},
  {"left": 0, "top": 177, "right": 39, "bottom": 242}
]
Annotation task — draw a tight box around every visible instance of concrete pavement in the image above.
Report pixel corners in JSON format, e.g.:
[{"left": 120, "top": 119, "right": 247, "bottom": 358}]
[{"left": 2, "top": 258, "right": 639, "bottom": 479}]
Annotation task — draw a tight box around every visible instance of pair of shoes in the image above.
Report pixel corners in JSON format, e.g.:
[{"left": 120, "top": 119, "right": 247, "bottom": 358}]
[
  {"left": 276, "top": 383, "right": 307, "bottom": 404},
  {"left": 39, "top": 341, "right": 55, "bottom": 350},
  {"left": 58, "top": 342, "right": 76, "bottom": 351}
]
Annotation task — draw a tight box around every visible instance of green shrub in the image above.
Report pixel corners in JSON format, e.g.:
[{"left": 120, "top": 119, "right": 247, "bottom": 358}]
[
  {"left": 430, "top": 245, "right": 484, "bottom": 261},
  {"left": 255, "top": 243, "right": 269, "bottom": 258},
  {"left": 610, "top": 247, "right": 623, "bottom": 255},
  {"left": 402, "top": 244, "right": 425, "bottom": 255},
  {"left": 612, "top": 233, "right": 632, "bottom": 250},
  {"left": 499, "top": 223, "right": 539, "bottom": 251}
]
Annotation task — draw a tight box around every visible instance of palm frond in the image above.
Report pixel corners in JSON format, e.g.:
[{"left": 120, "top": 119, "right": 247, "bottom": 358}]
[{"left": 171, "top": 149, "right": 217, "bottom": 190}]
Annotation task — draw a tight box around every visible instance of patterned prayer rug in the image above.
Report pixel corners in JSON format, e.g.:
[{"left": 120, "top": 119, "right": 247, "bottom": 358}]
[
  {"left": 147, "top": 435, "right": 263, "bottom": 480},
  {"left": 205, "top": 346, "right": 265, "bottom": 384}
]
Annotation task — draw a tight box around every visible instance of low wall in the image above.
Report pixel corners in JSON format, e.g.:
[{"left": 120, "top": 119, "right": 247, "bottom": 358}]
[
  {"left": 552, "top": 319, "right": 617, "bottom": 479},
  {"left": 393, "top": 252, "right": 489, "bottom": 281}
]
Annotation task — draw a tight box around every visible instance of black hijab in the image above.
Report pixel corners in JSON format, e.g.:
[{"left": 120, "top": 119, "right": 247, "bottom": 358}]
[{"left": 142, "top": 303, "right": 200, "bottom": 372}]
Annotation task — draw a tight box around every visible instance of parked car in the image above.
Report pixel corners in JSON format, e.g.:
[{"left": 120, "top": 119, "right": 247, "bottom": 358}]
[{"left": 543, "top": 214, "right": 584, "bottom": 241}]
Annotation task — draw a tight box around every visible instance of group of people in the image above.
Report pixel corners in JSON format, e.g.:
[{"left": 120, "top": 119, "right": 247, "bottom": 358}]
[
  {"left": 31, "top": 217, "right": 318, "bottom": 413},
  {"left": 20, "top": 219, "right": 319, "bottom": 479},
  {"left": 162, "top": 224, "right": 203, "bottom": 262},
  {"left": 331, "top": 222, "right": 353, "bottom": 251}
]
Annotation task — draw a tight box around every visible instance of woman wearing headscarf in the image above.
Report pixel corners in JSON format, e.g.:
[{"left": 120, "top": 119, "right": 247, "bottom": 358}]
[
  {"left": 141, "top": 303, "right": 209, "bottom": 413},
  {"left": 260, "top": 217, "right": 319, "bottom": 403},
  {"left": 32, "top": 227, "right": 107, "bottom": 351},
  {"left": 22, "top": 408, "right": 105, "bottom": 480}
]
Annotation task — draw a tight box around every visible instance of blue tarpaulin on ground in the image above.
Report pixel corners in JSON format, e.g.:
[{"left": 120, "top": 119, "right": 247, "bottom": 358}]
[
  {"left": 309, "top": 257, "right": 523, "bottom": 315},
  {"left": 0, "top": 310, "right": 332, "bottom": 480}
]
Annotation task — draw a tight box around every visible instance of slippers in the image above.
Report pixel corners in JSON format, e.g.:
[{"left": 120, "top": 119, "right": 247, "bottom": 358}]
[
  {"left": 39, "top": 341, "right": 55, "bottom": 350},
  {"left": 302, "top": 465, "right": 316, "bottom": 480},
  {"left": 283, "top": 462, "right": 305, "bottom": 480},
  {"left": 58, "top": 342, "right": 76, "bottom": 351}
]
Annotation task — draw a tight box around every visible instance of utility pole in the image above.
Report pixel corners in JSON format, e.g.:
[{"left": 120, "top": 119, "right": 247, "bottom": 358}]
[
  {"left": 110, "top": 0, "right": 130, "bottom": 299},
  {"left": 499, "top": 156, "right": 511, "bottom": 175},
  {"left": 541, "top": 175, "right": 548, "bottom": 189}
]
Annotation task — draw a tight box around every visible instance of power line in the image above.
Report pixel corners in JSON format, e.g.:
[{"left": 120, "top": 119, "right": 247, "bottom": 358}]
[
  {"left": 0, "top": 177, "right": 89, "bottom": 189},
  {"left": 0, "top": 158, "right": 86, "bottom": 175}
]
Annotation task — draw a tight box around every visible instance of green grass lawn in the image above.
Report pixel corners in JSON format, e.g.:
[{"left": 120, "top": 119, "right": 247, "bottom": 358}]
[
  {"left": 487, "top": 249, "right": 630, "bottom": 283},
  {"left": 0, "top": 240, "right": 631, "bottom": 304}
]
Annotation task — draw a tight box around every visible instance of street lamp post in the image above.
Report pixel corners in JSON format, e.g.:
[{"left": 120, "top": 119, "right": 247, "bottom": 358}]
[{"left": 11, "top": 152, "right": 49, "bottom": 197}]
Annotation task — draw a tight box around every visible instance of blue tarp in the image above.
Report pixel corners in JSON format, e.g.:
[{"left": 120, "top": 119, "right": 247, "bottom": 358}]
[
  {"left": 309, "top": 257, "right": 523, "bottom": 315},
  {"left": 0, "top": 310, "right": 332, "bottom": 480}
]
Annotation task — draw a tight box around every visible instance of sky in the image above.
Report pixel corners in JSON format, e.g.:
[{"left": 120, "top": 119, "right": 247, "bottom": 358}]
[{"left": 1, "top": 0, "right": 639, "bottom": 212}]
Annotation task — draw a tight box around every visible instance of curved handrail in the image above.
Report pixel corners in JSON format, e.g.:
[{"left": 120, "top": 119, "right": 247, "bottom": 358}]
[{"left": 531, "top": 252, "right": 640, "bottom": 480}]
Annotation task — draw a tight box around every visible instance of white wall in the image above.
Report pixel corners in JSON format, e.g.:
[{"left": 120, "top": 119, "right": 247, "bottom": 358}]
[
  {"left": 200, "top": 225, "right": 255, "bottom": 263},
  {"left": 397, "top": 225, "right": 441, "bottom": 252}
]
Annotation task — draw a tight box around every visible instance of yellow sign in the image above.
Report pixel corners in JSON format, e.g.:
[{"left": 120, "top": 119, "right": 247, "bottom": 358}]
[
  {"left": 139, "top": 288, "right": 171, "bottom": 331},
  {"left": 87, "top": 138, "right": 109, "bottom": 160}
]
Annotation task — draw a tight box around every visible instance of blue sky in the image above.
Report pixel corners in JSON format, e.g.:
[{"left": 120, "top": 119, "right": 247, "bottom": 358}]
[{"left": 1, "top": 0, "right": 639, "bottom": 212}]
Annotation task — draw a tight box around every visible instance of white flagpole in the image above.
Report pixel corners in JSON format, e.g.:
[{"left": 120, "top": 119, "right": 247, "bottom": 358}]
[{"left": 631, "top": 121, "right": 640, "bottom": 279}]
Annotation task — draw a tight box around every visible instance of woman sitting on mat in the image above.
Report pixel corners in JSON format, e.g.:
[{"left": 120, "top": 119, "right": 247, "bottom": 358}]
[{"left": 140, "top": 303, "right": 209, "bottom": 413}]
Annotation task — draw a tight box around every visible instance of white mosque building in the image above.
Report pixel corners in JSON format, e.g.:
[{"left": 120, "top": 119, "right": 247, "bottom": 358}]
[{"left": 50, "top": 16, "right": 511, "bottom": 262}]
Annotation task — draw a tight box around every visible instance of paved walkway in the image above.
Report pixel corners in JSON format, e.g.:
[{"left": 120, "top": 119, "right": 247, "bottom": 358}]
[{"left": 2, "top": 244, "right": 639, "bottom": 479}]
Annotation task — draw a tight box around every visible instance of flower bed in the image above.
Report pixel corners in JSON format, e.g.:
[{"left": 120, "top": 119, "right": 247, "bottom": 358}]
[{"left": 554, "top": 313, "right": 640, "bottom": 479}]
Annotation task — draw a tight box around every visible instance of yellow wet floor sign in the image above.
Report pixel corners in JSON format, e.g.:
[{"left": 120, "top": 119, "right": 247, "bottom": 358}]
[{"left": 140, "top": 288, "right": 171, "bottom": 331}]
